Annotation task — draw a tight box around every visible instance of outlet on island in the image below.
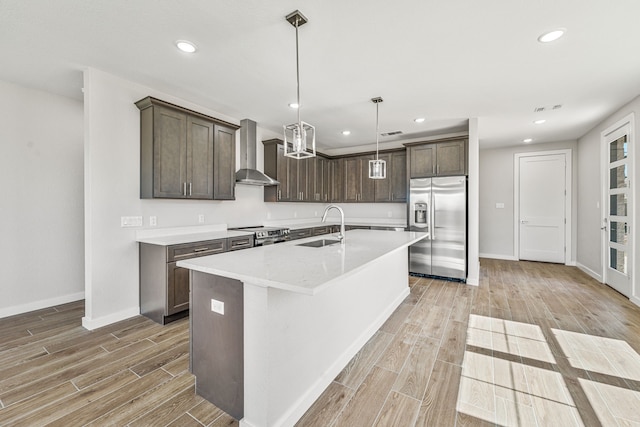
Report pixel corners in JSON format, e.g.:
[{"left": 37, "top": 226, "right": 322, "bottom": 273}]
[
  {"left": 211, "top": 298, "right": 224, "bottom": 315},
  {"left": 198, "top": 214, "right": 205, "bottom": 224}
]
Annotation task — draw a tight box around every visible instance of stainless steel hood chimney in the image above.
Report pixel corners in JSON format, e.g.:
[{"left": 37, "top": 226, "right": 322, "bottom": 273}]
[{"left": 235, "top": 119, "right": 279, "bottom": 186}]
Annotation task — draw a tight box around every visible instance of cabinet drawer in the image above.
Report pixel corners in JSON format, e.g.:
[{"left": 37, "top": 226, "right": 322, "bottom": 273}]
[
  {"left": 228, "top": 235, "right": 255, "bottom": 251},
  {"left": 312, "top": 226, "right": 331, "bottom": 236},
  {"left": 288, "top": 228, "right": 313, "bottom": 240},
  {"left": 168, "top": 239, "right": 227, "bottom": 262}
]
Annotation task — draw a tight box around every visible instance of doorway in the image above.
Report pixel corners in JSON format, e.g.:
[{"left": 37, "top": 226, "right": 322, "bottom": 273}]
[
  {"left": 514, "top": 150, "right": 572, "bottom": 264},
  {"left": 602, "top": 116, "right": 634, "bottom": 297}
]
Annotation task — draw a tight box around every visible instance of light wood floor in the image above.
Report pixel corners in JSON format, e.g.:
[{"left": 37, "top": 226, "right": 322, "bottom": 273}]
[{"left": 2, "top": 260, "right": 640, "bottom": 426}]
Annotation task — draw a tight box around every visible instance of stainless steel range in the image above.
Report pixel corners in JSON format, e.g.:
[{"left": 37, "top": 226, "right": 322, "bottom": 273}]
[{"left": 231, "top": 226, "right": 290, "bottom": 246}]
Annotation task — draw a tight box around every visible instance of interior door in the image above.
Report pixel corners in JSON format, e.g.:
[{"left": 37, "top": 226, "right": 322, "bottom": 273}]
[
  {"left": 604, "top": 124, "right": 632, "bottom": 296},
  {"left": 518, "top": 153, "right": 566, "bottom": 263}
]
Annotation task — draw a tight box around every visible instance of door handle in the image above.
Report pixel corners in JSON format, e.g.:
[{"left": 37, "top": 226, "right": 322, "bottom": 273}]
[{"left": 521, "top": 220, "right": 528, "bottom": 224}]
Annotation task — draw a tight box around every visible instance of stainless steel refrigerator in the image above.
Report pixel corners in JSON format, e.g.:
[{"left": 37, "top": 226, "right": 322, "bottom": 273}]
[{"left": 408, "top": 176, "right": 467, "bottom": 280}]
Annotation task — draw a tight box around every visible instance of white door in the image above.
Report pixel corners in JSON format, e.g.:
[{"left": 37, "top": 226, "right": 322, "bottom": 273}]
[
  {"left": 603, "top": 123, "right": 632, "bottom": 297},
  {"left": 518, "top": 153, "right": 566, "bottom": 263}
]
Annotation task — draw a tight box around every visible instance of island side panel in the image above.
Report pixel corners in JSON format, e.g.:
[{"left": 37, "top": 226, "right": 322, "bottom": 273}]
[
  {"left": 190, "top": 271, "right": 244, "bottom": 420},
  {"left": 241, "top": 248, "right": 410, "bottom": 427}
]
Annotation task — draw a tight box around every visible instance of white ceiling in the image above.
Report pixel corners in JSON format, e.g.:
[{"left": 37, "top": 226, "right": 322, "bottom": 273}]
[{"left": 2, "top": 0, "right": 640, "bottom": 151}]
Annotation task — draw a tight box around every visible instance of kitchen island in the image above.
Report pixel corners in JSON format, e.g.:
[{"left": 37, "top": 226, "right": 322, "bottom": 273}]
[{"left": 177, "top": 229, "right": 427, "bottom": 427}]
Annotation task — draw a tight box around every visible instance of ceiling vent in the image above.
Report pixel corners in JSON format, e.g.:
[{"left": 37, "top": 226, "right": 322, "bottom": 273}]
[
  {"left": 381, "top": 130, "right": 403, "bottom": 137},
  {"left": 534, "top": 104, "right": 562, "bottom": 113},
  {"left": 534, "top": 107, "right": 546, "bottom": 113},
  {"left": 552, "top": 104, "right": 563, "bottom": 110}
]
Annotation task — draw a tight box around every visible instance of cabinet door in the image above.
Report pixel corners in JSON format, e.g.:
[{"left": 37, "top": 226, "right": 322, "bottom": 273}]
[
  {"left": 436, "top": 139, "right": 467, "bottom": 176},
  {"left": 390, "top": 151, "right": 407, "bottom": 202},
  {"left": 330, "top": 159, "right": 343, "bottom": 202},
  {"left": 314, "top": 157, "right": 326, "bottom": 202},
  {"left": 359, "top": 155, "right": 375, "bottom": 202},
  {"left": 343, "top": 157, "right": 360, "bottom": 202},
  {"left": 167, "top": 262, "right": 190, "bottom": 315},
  {"left": 288, "top": 157, "right": 301, "bottom": 201},
  {"left": 409, "top": 144, "right": 435, "bottom": 178},
  {"left": 213, "top": 124, "right": 236, "bottom": 200},
  {"left": 187, "top": 115, "right": 215, "bottom": 199},
  {"left": 276, "top": 144, "right": 291, "bottom": 201},
  {"left": 154, "top": 107, "right": 187, "bottom": 198},
  {"left": 297, "top": 158, "right": 310, "bottom": 201}
]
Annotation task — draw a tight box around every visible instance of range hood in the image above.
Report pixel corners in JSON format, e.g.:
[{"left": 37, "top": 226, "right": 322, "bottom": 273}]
[{"left": 235, "top": 119, "right": 279, "bottom": 186}]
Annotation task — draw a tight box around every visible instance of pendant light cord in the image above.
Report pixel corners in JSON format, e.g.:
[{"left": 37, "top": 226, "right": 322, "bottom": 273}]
[
  {"left": 375, "top": 101, "right": 380, "bottom": 160},
  {"left": 295, "top": 17, "right": 301, "bottom": 126}
]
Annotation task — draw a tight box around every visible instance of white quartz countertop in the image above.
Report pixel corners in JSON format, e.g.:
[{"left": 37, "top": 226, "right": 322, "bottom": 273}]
[
  {"left": 177, "top": 229, "right": 427, "bottom": 295},
  {"left": 136, "top": 230, "right": 254, "bottom": 246}
]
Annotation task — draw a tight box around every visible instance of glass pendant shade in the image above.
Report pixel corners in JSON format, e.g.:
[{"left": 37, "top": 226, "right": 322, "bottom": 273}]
[
  {"left": 284, "top": 121, "right": 316, "bottom": 159},
  {"left": 369, "top": 158, "right": 386, "bottom": 179}
]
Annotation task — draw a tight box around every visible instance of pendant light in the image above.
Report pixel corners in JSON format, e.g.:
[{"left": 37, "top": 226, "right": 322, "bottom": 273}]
[
  {"left": 283, "top": 10, "right": 316, "bottom": 160},
  {"left": 369, "top": 97, "right": 386, "bottom": 179}
]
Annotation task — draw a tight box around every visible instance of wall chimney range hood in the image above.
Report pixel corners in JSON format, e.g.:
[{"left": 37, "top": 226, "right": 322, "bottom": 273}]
[{"left": 235, "top": 119, "right": 279, "bottom": 186}]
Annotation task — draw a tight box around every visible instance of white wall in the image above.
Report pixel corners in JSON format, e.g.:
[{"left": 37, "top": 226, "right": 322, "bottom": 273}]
[
  {"left": 479, "top": 140, "right": 578, "bottom": 261},
  {"left": 0, "top": 80, "right": 84, "bottom": 318},
  {"left": 82, "top": 68, "right": 408, "bottom": 328},
  {"left": 576, "top": 95, "right": 640, "bottom": 292}
]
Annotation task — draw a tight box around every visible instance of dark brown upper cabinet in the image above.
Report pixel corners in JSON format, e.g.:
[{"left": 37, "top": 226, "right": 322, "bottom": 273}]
[
  {"left": 406, "top": 138, "right": 468, "bottom": 178},
  {"left": 136, "top": 97, "right": 239, "bottom": 200},
  {"left": 263, "top": 139, "right": 407, "bottom": 204},
  {"left": 374, "top": 151, "right": 407, "bottom": 202}
]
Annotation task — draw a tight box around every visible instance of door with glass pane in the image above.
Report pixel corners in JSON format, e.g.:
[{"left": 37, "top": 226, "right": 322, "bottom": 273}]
[{"left": 604, "top": 124, "right": 632, "bottom": 297}]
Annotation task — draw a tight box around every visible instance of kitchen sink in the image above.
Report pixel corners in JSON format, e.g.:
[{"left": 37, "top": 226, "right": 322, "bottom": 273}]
[{"left": 296, "top": 239, "right": 341, "bottom": 248}]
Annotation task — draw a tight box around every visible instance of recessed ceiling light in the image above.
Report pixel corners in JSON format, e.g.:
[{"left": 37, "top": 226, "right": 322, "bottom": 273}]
[
  {"left": 342, "top": 130, "right": 351, "bottom": 136},
  {"left": 414, "top": 118, "right": 425, "bottom": 123},
  {"left": 538, "top": 29, "right": 566, "bottom": 43},
  {"left": 175, "top": 40, "right": 197, "bottom": 53},
  {"left": 533, "top": 119, "right": 546, "bottom": 125},
  {"left": 523, "top": 138, "right": 533, "bottom": 143},
  {"left": 288, "top": 103, "right": 299, "bottom": 109}
]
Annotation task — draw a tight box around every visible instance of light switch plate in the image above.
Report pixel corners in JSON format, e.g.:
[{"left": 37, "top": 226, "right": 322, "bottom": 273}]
[
  {"left": 495, "top": 203, "right": 505, "bottom": 209},
  {"left": 121, "top": 216, "right": 143, "bottom": 227},
  {"left": 211, "top": 299, "right": 224, "bottom": 315}
]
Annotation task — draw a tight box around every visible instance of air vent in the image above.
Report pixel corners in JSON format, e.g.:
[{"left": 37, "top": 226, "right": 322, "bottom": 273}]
[
  {"left": 381, "top": 130, "right": 403, "bottom": 137},
  {"left": 552, "top": 104, "right": 563, "bottom": 110},
  {"left": 534, "top": 104, "right": 562, "bottom": 112},
  {"left": 534, "top": 107, "right": 546, "bottom": 113}
]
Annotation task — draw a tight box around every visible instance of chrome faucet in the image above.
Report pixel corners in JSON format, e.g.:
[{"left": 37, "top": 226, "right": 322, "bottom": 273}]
[{"left": 321, "top": 204, "right": 346, "bottom": 244}]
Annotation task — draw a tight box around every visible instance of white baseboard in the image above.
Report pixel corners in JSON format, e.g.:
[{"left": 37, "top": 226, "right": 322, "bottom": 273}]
[
  {"left": 0, "top": 291, "right": 85, "bottom": 319},
  {"left": 479, "top": 253, "right": 518, "bottom": 261},
  {"left": 82, "top": 307, "right": 140, "bottom": 330},
  {"left": 631, "top": 296, "right": 640, "bottom": 308},
  {"left": 576, "top": 263, "right": 603, "bottom": 282}
]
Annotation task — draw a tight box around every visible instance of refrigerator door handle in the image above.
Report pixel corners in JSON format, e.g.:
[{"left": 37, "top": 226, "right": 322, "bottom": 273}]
[{"left": 431, "top": 196, "right": 435, "bottom": 239}]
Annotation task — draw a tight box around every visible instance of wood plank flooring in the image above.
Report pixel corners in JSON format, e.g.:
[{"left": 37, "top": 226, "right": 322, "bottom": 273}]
[{"left": 2, "top": 259, "right": 640, "bottom": 426}]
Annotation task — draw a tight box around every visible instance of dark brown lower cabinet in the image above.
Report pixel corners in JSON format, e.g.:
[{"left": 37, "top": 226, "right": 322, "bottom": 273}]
[
  {"left": 139, "top": 235, "right": 253, "bottom": 325},
  {"left": 167, "top": 262, "right": 190, "bottom": 316}
]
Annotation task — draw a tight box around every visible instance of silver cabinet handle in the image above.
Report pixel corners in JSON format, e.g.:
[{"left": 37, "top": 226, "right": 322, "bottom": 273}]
[
  {"left": 189, "top": 182, "right": 192, "bottom": 196},
  {"left": 183, "top": 182, "right": 187, "bottom": 196}
]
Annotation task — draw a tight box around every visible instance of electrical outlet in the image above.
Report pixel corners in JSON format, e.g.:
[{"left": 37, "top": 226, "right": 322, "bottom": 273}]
[
  {"left": 150, "top": 216, "right": 157, "bottom": 226},
  {"left": 495, "top": 203, "right": 505, "bottom": 209},
  {"left": 211, "top": 299, "right": 224, "bottom": 315},
  {"left": 198, "top": 214, "right": 205, "bottom": 224},
  {"left": 121, "top": 216, "right": 143, "bottom": 227}
]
